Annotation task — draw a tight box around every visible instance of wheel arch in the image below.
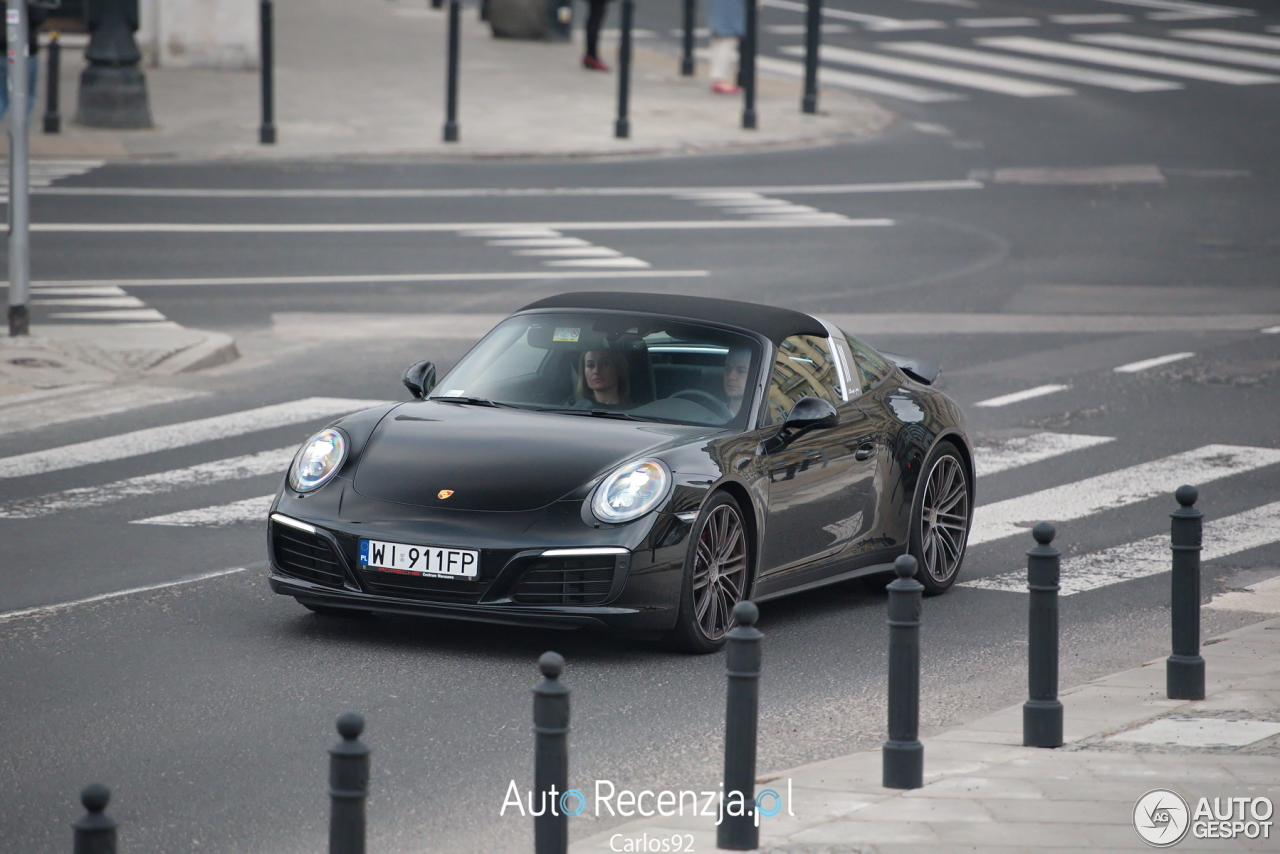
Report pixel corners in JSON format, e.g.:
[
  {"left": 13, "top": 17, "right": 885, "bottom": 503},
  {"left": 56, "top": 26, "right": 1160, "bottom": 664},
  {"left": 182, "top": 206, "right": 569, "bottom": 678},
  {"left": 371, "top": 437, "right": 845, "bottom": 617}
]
[{"left": 706, "top": 479, "right": 762, "bottom": 597}]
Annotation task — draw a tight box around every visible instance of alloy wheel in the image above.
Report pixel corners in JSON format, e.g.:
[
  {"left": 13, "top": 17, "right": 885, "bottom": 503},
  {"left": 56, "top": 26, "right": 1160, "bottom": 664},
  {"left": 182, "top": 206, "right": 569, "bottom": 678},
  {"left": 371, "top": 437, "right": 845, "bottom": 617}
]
[
  {"left": 919, "top": 454, "right": 970, "bottom": 583},
  {"left": 691, "top": 503, "right": 748, "bottom": 641}
]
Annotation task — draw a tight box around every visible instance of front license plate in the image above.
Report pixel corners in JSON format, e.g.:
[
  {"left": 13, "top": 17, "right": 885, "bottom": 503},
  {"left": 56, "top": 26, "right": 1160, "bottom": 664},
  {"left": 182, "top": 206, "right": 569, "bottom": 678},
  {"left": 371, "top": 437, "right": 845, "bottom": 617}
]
[{"left": 359, "top": 538, "right": 479, "bottom": 579}]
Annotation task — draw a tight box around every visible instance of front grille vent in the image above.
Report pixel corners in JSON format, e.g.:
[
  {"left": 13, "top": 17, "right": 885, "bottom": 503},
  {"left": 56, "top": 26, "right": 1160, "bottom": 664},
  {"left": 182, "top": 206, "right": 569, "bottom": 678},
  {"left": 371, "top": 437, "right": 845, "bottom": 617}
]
[
  {"left": 272, "top": 522, "right": 345, "bottom": 587},
  {"left": 512, "top": 556, "right": 617, "bottom": 605}
]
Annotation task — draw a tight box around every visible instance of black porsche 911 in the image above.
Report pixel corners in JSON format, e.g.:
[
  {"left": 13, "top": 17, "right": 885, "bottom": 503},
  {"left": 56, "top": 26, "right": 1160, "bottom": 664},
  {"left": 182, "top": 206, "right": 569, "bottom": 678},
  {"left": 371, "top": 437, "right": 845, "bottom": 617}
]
[{"left": 267, "top": 292, "right": 973, "bottom": 652}]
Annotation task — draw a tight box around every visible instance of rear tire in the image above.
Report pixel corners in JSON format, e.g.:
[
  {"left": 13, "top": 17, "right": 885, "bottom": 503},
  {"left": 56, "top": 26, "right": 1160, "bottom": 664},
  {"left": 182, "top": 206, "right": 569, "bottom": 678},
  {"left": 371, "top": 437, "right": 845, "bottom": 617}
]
[
  {"left": 908, "top": 442, "right": 971, "bottom": 596},
  {"left": 663, "top": 492, "right": 752, "bottom": 654},
  {"left": 298, "top": 600, "right": 371, "bottom": 619}
]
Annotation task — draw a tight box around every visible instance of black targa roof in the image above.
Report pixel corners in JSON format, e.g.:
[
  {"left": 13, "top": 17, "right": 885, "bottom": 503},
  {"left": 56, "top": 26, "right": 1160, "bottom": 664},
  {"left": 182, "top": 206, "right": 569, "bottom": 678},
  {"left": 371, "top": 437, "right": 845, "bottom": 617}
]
[{"left": 518, "top": 292, "right": 827, "bottom": 345}]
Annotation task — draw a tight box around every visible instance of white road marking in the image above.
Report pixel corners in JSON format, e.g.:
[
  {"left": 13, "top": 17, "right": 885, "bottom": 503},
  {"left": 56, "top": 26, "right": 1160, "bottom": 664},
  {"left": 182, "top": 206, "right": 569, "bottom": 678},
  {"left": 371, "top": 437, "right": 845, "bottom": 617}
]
[
  {"left": 132, "top": 494, "right": 274, "bottom": 527},
  {"left": 723, "top": 205, "right": 824, "bottom": 215},
  {"left": 1263, "top": 326, "right": 1280, "bottom": 334},
  {"left": 32, "top": 219, "right": 893, "bottom": 233},
  {"left": 761, "top": 0, "right": 945, "bottom": 30},
  {"left": 34, "top": 296, "right": 148, "bottom": 308},
  {"left": 1050, "top": 14, "right": 1134, "bottom": 24},
  {"left": 973, "top": 384, "right": 1068, "bottom": 408},
  {"left": 1076, "top": 33, "right": 1280, "bottom": 69},
  {"left": 973, "top": 433, "right": 1115, "bottom": 478},
  {"left": 1095, "top": 0, "right": 1253, "bottom": 18},
  {"left": 29, "top": 285, "right": 128, "bottom": 296},
  {"left": 969, "top": 444, "right": 1280, "bottom": 546},
  {"left": 513, "top": 246, "right": 624, "bottom": 257},
  {"left": 486, "top": 237, "right": 592, "bottom": 247},
  {"left": 0, "top": 386, "right": 207, "bottom": 438},
  {"left": 543, "top": 257, "right": 652, "bottom": 268},
  {"left": 48, "top": 308, "right": 169, "bottom": 322},
  {"left": 963, "top": 501, "right": 1280, "bottom": 595},
  {"left": 0, "top": 447, "right": 295, "bottom": 518},
  {"left": 23, "top": 270, "right": 712, "bottom": 288},
  {"left": 0, "top": 397, "right": 385, "bottom": 480},
  {"left": 883, "top": 42, "right": 1182, "bottom": 91},
  {"left": 978, "top": 36, "right": 1280, "bottom": 84},
  {"left": 755, "top": 55, "right": 965, "bottom": 102},
  {"left": 0, "top": 566, "right": 251, "bottom": 623},
  {"left": 779, "top": 45, "right": 1076, "bottom": 96},
  {"left": 1113, "top": 351, "right": 1195, "bottom": 372},
  {"left": 957, "top": 17, "right": 1039, "bottom": 27},
  {"left": 1172, "top": 28, "right": 1280, "bottom": 49}
]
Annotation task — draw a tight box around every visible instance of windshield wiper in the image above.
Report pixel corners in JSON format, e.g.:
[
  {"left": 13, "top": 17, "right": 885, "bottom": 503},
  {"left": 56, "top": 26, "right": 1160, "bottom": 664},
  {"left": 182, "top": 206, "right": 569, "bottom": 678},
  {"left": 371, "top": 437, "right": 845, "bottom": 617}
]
[
  {"left": 431, "top": 396, "right": 520, "bottom": 409},
  {"left": 535, "top": 407, "right": 659, "bottom": 422}
]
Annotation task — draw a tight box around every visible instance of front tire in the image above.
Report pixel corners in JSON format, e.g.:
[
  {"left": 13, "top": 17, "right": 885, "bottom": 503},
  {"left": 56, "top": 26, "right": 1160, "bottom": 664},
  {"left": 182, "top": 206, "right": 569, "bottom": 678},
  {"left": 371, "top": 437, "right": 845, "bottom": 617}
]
[
  {"left": 909, "top": 442, "right": 971, "bottom": 595},
  {"left": 664, "top": 492, "right": 752, "bottom": 654}
]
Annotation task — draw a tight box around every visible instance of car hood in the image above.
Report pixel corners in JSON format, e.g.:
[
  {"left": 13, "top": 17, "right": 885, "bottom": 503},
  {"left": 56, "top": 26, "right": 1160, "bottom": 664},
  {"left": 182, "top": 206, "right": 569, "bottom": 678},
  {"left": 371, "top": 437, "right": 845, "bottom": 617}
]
[{"left": 351, "top": 401, "right": 705, "bottom": 512}]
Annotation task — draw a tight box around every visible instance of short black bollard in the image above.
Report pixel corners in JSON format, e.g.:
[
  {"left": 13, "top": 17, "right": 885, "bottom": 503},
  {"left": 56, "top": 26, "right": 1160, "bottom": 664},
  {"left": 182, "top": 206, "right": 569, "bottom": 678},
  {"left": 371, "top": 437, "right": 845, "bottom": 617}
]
[
  {"left": 431, "top": 0, "right": 443, "bottom": 9},
  {"left": 533, "top": 652, "right": 569, "bottom": 854},
  {"left": 1168, "top": 485, "right": 1206, "bottom": 700},
  {"left": 73, "top": 783, "right": 116, "bottom": 854},
  {"left": 718, "top": 600, "right": 763, "bottom": 851},
  {"left": 329, "top": 712, "right": 370, "bottom": 854},
  {"left": 883, "top": 554, "right": 923, "bottom": 789},
  {"left": 801, "top": 0, "right": 822, "bottom": 114},
  {"left": 259, "top": 0, "right": 276, "bottom": 144},
  {"left": 614, "top": 0, "right": 633, "bottom": 139},
  {"left": 443, "top": 0, "right": 461, "bottom": 142},
  {"left": 478, "top": 0, "right": 489, "bottom": 21},
  {"left": 43, "top": 32, "right": 62, "bottom": 134},
  {"left": 741, "top": 0, "right": 758, "bottom": 130},
  {"left": 680, "top": 0, "right": 695, "bottom": 76},
  {"left": 1024, "top": 522, "right": 1063, "bottom": 748}
]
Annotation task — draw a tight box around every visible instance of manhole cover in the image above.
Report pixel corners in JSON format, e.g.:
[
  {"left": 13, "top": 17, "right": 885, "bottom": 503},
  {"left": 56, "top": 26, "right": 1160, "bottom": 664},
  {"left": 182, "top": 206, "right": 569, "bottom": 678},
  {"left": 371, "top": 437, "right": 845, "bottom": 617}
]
[{"left": 8, "top": 357, "right": 63, "bottom": 369}]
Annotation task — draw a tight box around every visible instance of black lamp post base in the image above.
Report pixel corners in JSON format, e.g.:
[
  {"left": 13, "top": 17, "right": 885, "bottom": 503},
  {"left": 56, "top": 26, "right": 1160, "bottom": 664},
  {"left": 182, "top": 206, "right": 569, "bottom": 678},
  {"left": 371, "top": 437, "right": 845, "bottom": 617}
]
[
  {"left": 1023, "top": 698, "right": 1064, "bottom": 748},
  {"left": 1167, "top": 654, "right": 1206, "bottom": 700},
  {"left": 882, "top": 739, "right": 923, "bottom": 789},
  {"left": 76, "top": 65, "right": 153, "bottom": 129}
]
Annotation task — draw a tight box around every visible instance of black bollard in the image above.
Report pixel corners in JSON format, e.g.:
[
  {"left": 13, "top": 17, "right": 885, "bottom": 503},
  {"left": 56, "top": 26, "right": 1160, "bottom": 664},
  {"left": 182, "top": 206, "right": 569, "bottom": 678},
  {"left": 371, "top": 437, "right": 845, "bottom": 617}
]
[
  {"left": 431, "top": 0, "right": 444, "bottom": 9},
  {"left": 680, "top": 0, "right": 695, "bottom": 76},
  {"left": 1024, "top": 522, "right": 1063, "bottom": 748},
  {"left": 75, "top": 0, "right": 153, "bottom": 128},
  {"left": 329, "top": 713, "right": 370, "bottom": 854},
  {"left": 443, "top": 0, "right": 461, "bottom": 142},
  {"left": 259, "top": 0, "right": 276, "bottom": 144},
  {"left": 43, "top": 32, "right": 61, "bottom": 134},
  {"left": 479, "top": 0, "right": 489, "bottom": 21},
  {"left": 883, "top": 554, "right": 923, "bottom": 789},
  {"left": 73, "top": 784, "right": 116, "bottom": 854},
  {"left": 801, "top": 0, "right": 822, "bottom": 113},
  {"left": 1168, "top": 485, "right": 1206, "bottom": 700},
  {"left": 741, "top": 0, "right": 758, "bottom": 130},
  {"left": 533, "top": 652, "right": 569, "bottom": 854},
  {"left": 614, "top": 0, "right": 633, "bottom": 139},
  {"left": 718, "top": 601, "right": 763, "bottom": 851}
]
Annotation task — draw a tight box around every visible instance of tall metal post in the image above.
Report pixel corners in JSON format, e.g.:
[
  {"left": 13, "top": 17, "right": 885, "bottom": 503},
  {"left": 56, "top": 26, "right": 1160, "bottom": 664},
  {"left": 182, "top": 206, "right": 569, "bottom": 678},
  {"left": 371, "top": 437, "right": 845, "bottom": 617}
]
[
  {"left": 7, "top": 0, "right": 31, "bottom": 336},
  {"left": 883, "top": 554, "right": 922, "bottom": 789},
  {"left": 533, "top": 652, "right": 569, "bottom": 854},
  {"left": 614, "top": 0, "right": 632, "bottom": 139},
  {"left": 443, "top": 0, "right": 460, "bottom": 142},
  {"left": 329, "top": 713, "right": 370, "bottom": 854},
  {"left": 801, "top": 0, "right": 821, "bottom": 113},
  {"left": 43, "top": 32, "right": 61, "bottom": 133},
  {"left": 73, "top": 784, "right": 117, "bottom": 854},
  {"left": 1024, "top": 522, "right": 1063, "bottom": 748},
  {"left": 259, "top": 0, "right": 276, "bottom": 144},
  {"left": 75, "top": 0, "right": 153, "bottom": 128},
  {"left": 680, "top": 0, "right": 695, "bottom": 76},
  {"left": 718, "top": 601, "right": 762, "bottom": 851},
  {"left": 741, "top": 0, "right": 757, "bottom": 129},
  {"left": 1168, "top": 485, "right": 1205, "bottom": 700}
]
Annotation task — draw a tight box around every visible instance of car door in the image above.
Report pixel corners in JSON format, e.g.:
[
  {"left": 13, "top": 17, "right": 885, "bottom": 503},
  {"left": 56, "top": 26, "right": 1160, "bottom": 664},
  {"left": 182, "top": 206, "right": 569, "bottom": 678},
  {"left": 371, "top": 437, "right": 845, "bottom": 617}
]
[{"left": 756, "top": 334, "right": 880, "bottom": 589}]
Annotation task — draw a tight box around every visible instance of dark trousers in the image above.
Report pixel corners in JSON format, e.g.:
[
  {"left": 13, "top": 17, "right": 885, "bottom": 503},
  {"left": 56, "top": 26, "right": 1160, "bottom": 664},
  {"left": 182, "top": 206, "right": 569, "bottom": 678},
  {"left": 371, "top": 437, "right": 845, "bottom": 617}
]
[{"left": 584, "top": 0, "right": 608, "bottom": 59}]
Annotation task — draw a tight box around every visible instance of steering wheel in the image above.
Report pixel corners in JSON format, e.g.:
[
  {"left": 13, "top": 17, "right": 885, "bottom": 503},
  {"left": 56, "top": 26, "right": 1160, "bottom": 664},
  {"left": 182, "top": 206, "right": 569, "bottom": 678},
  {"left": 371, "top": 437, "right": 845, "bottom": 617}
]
[{"left": 669, "top": 389, "right": 733, "bottom": 420}]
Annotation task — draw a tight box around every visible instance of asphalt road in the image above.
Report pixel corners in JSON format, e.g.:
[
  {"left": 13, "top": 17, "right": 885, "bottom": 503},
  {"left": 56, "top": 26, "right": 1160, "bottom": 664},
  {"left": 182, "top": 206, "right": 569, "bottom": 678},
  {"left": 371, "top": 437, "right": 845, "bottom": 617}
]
[{"left": 4, "top": 1, "right": 1280, "bottom": 851}]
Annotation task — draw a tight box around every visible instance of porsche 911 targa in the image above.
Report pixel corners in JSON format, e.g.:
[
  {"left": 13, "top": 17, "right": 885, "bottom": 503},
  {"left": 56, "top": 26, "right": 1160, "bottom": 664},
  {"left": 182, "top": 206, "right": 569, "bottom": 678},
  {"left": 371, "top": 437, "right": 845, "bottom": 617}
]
[{"left": 267, "top": 292, "right": 973, "bottom": 652}]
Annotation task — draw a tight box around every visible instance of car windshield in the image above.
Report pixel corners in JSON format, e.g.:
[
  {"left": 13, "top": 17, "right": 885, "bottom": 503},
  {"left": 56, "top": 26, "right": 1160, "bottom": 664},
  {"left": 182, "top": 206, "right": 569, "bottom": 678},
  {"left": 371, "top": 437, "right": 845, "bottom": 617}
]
[{"left": 430, "top": 312, "right": 763, "bottom": 428}]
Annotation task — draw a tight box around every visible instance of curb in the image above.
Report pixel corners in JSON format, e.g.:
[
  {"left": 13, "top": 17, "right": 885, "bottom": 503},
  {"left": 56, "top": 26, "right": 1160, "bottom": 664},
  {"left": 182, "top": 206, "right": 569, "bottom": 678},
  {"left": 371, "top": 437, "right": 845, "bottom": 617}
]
[{"left": 146, "top": 331, "right": 240, "bottom": 375}]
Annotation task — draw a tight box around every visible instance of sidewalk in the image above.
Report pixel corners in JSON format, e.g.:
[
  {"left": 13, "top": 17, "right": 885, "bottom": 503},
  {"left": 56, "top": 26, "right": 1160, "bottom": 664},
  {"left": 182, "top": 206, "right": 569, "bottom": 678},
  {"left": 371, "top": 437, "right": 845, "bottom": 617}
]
[
  {"left": 29, "top": 0, "right": 893, "bottom": 160},
  {"left": 572, "top": 611, "right": 1280, "bottom": 853}
]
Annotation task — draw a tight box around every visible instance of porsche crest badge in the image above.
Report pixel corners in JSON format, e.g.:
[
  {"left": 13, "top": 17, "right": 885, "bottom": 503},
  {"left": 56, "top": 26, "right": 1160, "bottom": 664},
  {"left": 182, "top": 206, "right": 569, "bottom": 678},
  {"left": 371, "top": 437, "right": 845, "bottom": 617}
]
[{"left": 437, "top": 490, "right": 454, "bottom": 500}]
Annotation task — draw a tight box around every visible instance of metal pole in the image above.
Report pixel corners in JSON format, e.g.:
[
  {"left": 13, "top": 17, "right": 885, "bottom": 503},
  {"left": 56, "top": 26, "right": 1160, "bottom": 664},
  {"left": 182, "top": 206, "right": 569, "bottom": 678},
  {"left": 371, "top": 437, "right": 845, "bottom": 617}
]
[
  {"left": 801, "top": 0, "right": 821, "bottom": 113},
  {"left": 43, "top": 31, "right": 61, "bottom": 134},
  {"left": 259, "top": 0, "right": 276, "bottom": 144},
  {"left": 75, "top": 0, "right": 152, "bottom": 128},
  {"left": 431, "top": 0, "right": 443, "bottom": 9},
  {"left": 718, "top": 601, "right": 762, "bottom": 851},
  {"left": 680, "top": 0, "right": 695, "bottom": 76},
  {"left": 329, "top": 713, "right": 370, "bottom": 854},
  {"left": 1024, "top": 522, "right": 1063, "bottom": 748},
  {"left": 741, "top": 0, "right": 757, "bottom": 129},
  {"left": 1168, "top": 485, "right": 1205, "bottom": 700},
  {"left": 533, "top": 652, "right": 569, "bottom": 854},
  {"left": 7, "top": 0, "right": 31, "bottom": 337},
  {"left": 614, "top": 0, "right": 632, "bottom": 139},
  {"left": 883, "top": 554, "right": 922, "bottom": 789},
  {"left": 479, "top": 0, "right": 489, "bottom": 22},
  {"left": 73, "top": 784, "right": 117, "bottom": 854},
  {"left": 443, "top": 0, "right": 460, "bottom": 142}
]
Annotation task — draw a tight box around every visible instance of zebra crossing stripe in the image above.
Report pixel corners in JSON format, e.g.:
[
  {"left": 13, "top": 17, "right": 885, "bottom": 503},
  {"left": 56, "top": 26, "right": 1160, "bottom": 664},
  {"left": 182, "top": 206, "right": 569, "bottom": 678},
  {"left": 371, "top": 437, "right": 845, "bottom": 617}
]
[
  {"left": 132, "top": 494, "right": 275, "bottom": 527},
  {"left": 973, "top": 433, "right": 1115, "bottom": 478},
  {"left": 882, "top": 41, "right": 1183, "bottom": 91},
  {"left": 0, "top": 386, "right": 207, "bottom": 439},
  {"left": 1095, "top": 0, "right": 1254, "bottom": 19},
  {"left": 1076, "top": 33, "right": 1280, "bottom": 69},
  {"left": 0, "top": 447, "right": 296, "bottom": 518},
  {"left": 1171, "top": 28, "right": 1280, "bottom": 50},
  {"left": 969, "top": 444, "right": 1280, "bottom": 546},
  {"left": 779, "top": 45, "right": 1076, "bottom": 96},
  {"left": 962, "top": 500, "right": 1280, "bottom": 595},
  {"left": 754, "top": 55, "right": 964, "bottom": 103},
  {"left": 0, "top": 397, "right": 386, "bottom": 479},
  {"left": 978, "top": 36, "right": 1280, "bottom": 84}
]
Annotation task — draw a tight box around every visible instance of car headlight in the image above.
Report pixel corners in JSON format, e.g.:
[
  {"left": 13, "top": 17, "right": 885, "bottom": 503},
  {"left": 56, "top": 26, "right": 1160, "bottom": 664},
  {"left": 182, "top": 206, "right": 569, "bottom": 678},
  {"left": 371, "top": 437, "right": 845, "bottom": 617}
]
[
  {"left": 591, "top": 459, "right": 671, "bottom": 524},
  {"left": 288, "top": 428, "right": 347, "bottom": 493}
]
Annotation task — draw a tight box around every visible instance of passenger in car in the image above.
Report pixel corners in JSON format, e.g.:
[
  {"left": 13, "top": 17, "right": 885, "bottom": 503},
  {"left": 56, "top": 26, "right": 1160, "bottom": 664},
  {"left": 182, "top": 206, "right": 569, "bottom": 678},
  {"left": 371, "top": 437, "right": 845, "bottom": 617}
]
[
  {"left": 577, "top": 349, "right": 631, "bottom": 408},
  {"left": 723, "top": 345, "right": 752, "bottom": 415}
]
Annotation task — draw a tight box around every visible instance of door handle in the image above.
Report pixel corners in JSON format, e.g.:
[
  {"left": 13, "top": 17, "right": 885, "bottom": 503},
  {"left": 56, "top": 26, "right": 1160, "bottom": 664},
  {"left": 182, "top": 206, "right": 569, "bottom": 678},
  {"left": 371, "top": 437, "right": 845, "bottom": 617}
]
[{"left": 854, "top": 442, "right": 876, "bottom": 461}]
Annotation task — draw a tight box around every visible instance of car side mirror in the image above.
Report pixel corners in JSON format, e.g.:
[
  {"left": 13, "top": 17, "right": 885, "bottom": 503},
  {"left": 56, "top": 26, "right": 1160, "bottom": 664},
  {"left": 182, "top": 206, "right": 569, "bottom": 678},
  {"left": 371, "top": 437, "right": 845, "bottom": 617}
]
[
  {"left": 402, "top": 360, "right": 436, "bottom": 400},
  {"left": 760, "top": 397, "right": 839, "bottom": 454}
]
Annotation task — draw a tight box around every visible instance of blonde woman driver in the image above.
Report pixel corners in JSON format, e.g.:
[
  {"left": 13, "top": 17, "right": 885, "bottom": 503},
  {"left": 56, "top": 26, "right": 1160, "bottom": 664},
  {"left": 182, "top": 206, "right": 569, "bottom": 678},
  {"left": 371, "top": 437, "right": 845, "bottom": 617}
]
[{"left": 576, "top": 349, "right": 630, "bottom": 408}]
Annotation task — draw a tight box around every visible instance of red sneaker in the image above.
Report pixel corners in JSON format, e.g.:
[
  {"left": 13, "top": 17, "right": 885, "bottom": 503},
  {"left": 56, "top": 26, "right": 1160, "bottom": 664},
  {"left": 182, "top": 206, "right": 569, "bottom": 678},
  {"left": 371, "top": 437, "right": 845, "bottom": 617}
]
[
  {"left": 711, "top": 80, "right": 742, "bottom": 95},
  {"left": 582, "top": 55, "right": 611, "bottom": 72}
]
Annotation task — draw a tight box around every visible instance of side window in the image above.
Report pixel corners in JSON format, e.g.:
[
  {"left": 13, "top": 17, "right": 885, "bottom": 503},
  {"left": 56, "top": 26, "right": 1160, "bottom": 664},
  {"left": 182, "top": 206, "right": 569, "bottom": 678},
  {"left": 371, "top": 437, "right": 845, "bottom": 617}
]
[
  {"left": 764, "top": 335, "right": 842, "bottom": 425},
  {"left": 843, "top": 331, "right": 894, "bottom": 390}
]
